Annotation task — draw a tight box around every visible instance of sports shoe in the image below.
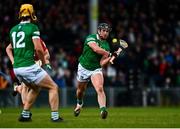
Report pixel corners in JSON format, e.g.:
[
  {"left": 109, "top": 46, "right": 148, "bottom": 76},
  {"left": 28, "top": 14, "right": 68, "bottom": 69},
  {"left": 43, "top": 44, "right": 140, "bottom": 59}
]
[
  {"left": 12, "top": 83, "right": 18, "bottom": 96},
  {"left": 100, "top": 110, "right": 108, "bottom": 119},
  {"left": 51, "top": 117, "right": 63, "bottom": 122},
  {"left": 13, "top": 83, "right": 18, "bottom": 91},
  {"left": 74, "top": 103, "right": 83, "bottom": 117},
  {"left": 18, "top": 113, "right": 32, "bottom": 122}
]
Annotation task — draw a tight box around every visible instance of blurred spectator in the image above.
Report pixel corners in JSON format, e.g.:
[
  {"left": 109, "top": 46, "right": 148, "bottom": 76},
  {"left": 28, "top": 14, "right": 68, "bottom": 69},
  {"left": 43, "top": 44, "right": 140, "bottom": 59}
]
[{"left": 0, "top": 0, "right": 180, "bottom": 89}]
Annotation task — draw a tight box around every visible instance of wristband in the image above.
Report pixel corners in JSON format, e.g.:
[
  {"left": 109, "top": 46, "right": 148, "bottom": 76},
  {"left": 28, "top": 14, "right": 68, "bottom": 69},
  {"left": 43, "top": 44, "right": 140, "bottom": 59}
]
[{"left": 45, "top": 64, "right": 52, "bottom": 70}]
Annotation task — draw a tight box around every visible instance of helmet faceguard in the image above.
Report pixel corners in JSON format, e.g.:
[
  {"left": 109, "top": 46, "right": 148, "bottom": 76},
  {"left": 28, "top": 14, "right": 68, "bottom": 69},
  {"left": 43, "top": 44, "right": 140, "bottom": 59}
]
[
  {"left": 97, "top": 23, "right": 112, "bottom": 32},
  {"left": 19, "top": 4, "right": 37, "bottom": 21}
]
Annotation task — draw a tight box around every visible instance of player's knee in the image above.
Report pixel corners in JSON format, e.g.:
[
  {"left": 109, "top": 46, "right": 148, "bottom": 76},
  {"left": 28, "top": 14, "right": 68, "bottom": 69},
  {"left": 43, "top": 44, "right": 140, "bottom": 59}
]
[
  {"left": 96, "top": 87, "right": 104, "bottom": 94},
  {"left": 77, "top": 88, "right": 84, "bottom": 95},
  {"left": 77, "top": 86, "right": 85, "bottom": 92},
  {"left": 51, "top": 84, "right": 59, "bottom": 91}
]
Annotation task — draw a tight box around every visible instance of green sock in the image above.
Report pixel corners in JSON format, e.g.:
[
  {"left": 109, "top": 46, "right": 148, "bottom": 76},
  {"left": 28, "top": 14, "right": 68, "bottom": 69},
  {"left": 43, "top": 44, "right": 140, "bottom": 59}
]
[
  {"left": 77, "top": 99, "right": 83, "bottom": 105},
  {"left": 100, "top": 107, "right": 106, "bottom": 112}
]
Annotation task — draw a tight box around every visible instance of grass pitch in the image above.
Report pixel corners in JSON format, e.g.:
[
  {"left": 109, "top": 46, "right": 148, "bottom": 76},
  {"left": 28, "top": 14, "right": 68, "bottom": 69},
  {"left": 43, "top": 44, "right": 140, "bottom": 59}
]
[{"left": 0, "top": 107, "right": 180, "bottom": 128}]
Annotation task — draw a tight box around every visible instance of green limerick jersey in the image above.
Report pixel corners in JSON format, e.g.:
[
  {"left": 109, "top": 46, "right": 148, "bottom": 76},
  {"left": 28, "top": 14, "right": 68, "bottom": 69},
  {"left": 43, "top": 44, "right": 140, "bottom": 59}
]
[
  {"left": 79, "top": 34, "right": 110, "bottom": 70},
  {"left": 9, "top": 21, "right": 40, "bottom": 68}
]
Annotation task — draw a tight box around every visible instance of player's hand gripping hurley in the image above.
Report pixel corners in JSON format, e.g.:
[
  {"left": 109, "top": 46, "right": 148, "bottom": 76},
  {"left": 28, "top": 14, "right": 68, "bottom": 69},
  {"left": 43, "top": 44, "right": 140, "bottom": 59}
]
[{"left": 110, "top": 39, "right": 128, "bottom": 64}]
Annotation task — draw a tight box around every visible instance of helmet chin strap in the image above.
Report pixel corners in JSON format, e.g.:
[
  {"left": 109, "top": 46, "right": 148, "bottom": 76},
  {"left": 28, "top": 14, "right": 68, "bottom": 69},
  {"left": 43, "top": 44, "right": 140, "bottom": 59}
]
[
  {"left": 98, "top": 30, "right": 103, "bottom": 40},
  {"left": 98, "top": 32, "right": 102, "bottom": 40}
]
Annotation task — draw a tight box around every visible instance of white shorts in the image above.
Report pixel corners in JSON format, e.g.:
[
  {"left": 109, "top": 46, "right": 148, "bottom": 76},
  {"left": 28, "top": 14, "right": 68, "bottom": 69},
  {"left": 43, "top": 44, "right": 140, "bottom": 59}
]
[
  {"left": 13, "top": 64, "right": 47, "bottom": 85},
  {"left": 77, "top": 63, "right": 102, "bottom": 82}
]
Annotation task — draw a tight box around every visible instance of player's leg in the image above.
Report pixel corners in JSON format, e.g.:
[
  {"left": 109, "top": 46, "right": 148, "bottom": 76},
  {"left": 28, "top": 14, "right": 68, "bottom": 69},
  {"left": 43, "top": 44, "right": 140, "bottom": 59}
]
[
  {"left": 15, "top": 64, "right": 62, "bottom": 122},
  {"left": 11, "top": 76, "right": 21, "bottom": 96},
  {"left": 74, "top": 63, "right": 89, "bottom": 117},
  {"left": 91, "top": 72, "right": 108, "bottom": 119},
  {"left": 23, "top": 86, "right": 40, "bottom": 109},
  {"left": 13, "top": 83, "right": 29, "bottom": 107},
  {"left": 14, "top": 83, "right": 23, "bottom": 94},
  {"left": 36, "top": 74, "right": 63, "bottom": 122},
  {"left": 13, "top": 82, "right": 36, "bottom": 109},
  {"left": 74, "top": 81, "right": 88, "bottom": 116},
  {"left": 22, "top": 74, "right": 62, "bottom": 122},
  {"left": 19, "top": 87, "right": 39, "bottom": 122},
  {"left": 21, "top": 83, "right": 34, "bottom": 106}
]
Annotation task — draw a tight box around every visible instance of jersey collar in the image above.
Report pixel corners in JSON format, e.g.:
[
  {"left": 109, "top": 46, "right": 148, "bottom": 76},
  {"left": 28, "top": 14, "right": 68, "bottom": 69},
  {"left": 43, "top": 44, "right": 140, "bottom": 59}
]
[
  {"left": 20, "top": 20, "right": 31, "bottom": 24},
  {"left": 96, "top": 34, "right": 101, "bottom": 41}
]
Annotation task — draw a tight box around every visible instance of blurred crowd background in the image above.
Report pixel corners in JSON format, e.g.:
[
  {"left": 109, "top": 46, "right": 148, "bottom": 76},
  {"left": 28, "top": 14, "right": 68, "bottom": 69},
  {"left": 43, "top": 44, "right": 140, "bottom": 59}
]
[{"left": 0, "top": 0, "right": 180, "bottom": 91}]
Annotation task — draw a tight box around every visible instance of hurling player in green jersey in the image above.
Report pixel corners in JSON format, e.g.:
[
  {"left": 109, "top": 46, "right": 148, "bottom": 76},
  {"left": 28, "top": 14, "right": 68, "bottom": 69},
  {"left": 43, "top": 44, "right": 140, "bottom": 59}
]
[
  {"left": 6, "top": 39, "right": 52, "bottom": 106},
  {"left": 74, "top": 23, "right": 113, "bottom": 119},
  {"left": 7, "top": 4, "right": 63, "bottom": 122}
]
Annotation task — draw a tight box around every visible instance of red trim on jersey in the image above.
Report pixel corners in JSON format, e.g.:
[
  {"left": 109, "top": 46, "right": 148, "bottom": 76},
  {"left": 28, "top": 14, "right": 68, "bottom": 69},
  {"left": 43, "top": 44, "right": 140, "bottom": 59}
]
[
  {"left": 40, "top": 39, "right": 47, "bottom": 51},
  {"left": 34, "top": 38, "right": 47, "bottom": 61},
  {"left": 9, "top": 69, "right": 16, "bottom": 81}
]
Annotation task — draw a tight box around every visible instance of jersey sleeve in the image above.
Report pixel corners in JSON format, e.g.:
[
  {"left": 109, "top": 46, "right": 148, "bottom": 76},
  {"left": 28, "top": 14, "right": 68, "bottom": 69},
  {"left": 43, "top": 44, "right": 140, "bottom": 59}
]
[
  {"left": 86, "top": 36, "right": 96, "bottom": 45},
  {"left": 32, "top": 25, "right": 40, "bottom": 39}
]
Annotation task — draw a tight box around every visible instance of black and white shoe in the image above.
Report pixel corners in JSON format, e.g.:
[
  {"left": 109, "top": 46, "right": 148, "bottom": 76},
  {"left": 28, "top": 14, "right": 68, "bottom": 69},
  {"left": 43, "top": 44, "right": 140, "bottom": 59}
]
[
  {"left": 12, "top": 83, "right": 18, "bottom": 96},
  {"left": 74, "top": 103, "right": 83, "bottom": 117},
  {"left": 18, "top": 113, "right": 32, "bottom": 122},
  {"left": 100, "top": 110, "right": 108, "bottom": 119},
  {"left": 51, "top": 117, "right": 63, "bottom": 122}
]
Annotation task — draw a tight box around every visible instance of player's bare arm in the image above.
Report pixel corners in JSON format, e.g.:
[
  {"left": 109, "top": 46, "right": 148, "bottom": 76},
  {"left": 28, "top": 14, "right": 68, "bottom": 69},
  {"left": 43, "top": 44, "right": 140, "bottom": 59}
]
[
  {"left": 88, "top": 42, "right": 110, "bottom": 57},
  {"left": 100, "top": 55, "right": 111, "bottom": 67},
  {"left": 109, "top": 48, "right": 123, "bottom": 64},
  {"left": 33, "top": 38, "right": 46, "bottom": 65},
  {"left": 40, "top": 40, "right": 50, "bottom": 65},
  {"left": 6, "top": 43, "right": 14, "bottom": 64},
  {"left": 43, "top": 49, "right": 50, "bottom": 64}
]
